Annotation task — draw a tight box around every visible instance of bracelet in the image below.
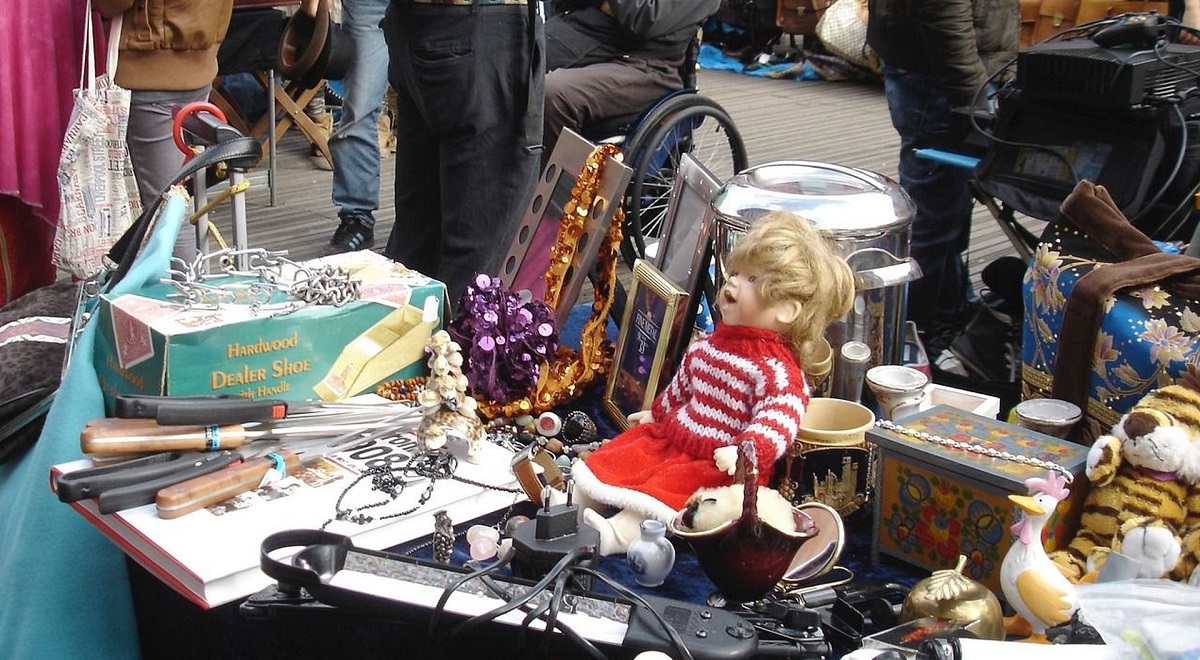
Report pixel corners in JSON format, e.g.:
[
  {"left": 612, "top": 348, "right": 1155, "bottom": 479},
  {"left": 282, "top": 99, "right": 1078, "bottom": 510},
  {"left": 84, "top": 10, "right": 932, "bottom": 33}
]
[
  {"left": 874, "top": 419, "right": 1074, "bottom": 482},
  {"left": 376, "top": 376, "right": 428, "bottom": 403}
]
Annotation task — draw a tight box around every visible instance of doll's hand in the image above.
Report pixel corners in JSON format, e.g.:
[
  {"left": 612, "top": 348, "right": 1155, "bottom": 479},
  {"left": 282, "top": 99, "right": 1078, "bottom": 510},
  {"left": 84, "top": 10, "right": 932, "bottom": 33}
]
[
  {"left": 627, "top": 410, "right": 654, "bottom": 426},
  {"left": 714, "top": 445, "right": 738, "bottom": 475}
]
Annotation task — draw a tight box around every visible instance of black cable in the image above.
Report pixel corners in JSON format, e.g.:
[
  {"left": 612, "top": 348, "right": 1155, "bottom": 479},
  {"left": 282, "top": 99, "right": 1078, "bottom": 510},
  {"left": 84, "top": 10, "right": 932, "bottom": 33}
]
[
  {"left": 427, "top": 547, "right": 515, "bottom": 640},
  {"left": 968, "top": 59, "right": 1083, "bottom": 187},
  {"left": 477, "top": 573, "right": 608, "bottom": 660},
  {"left": 1133, "top": 100, "right": 1190, "bottom": 229},
  {"left": 539, "top": 568, "right": 571, "bottom": 656},
  {"left": 571, "top": 565, "right": 696, "bottom": 660},
  {"left": 451, "top": 547, "right": 588, "bottom": 645},
  {"left": 516, "top": 587, "right": 553, "bottom": 652}
]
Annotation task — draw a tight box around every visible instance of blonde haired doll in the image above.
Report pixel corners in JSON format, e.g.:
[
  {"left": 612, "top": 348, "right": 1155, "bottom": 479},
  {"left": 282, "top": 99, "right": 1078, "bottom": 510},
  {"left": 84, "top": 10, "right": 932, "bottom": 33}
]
[{"left": 573, "top": 210, "right": 857, "bottom": 555}]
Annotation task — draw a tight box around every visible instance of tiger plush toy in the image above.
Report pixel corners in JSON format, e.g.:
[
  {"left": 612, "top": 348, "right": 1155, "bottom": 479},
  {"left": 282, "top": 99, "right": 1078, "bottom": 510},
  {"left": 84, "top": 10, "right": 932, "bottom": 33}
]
[{"left": 1048, "top": 372, "right": 1200, "bottom": 584}]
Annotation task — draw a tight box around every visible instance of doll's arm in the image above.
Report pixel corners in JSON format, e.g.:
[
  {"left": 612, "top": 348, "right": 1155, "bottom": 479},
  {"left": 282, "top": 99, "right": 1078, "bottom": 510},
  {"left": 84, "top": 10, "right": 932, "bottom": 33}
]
[
  {"left": 627, "top": 410, "right": 655, "bottom": 426},
  {"left": 737, "top": 358, "right": 806, "bottom": 476},
  {"left": 651, "top": 340, "right": 699, "bottom": 420}
]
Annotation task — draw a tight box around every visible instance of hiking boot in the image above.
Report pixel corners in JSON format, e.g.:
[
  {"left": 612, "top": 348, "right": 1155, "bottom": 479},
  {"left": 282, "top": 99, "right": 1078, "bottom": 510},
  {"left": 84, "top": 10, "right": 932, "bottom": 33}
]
[{"left": 324, "top": 212, "right": 375, "bottom": 255}]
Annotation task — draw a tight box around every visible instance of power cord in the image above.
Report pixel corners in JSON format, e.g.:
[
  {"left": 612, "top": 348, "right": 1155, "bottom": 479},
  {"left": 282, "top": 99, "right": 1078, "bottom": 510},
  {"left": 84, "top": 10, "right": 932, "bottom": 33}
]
[
  {"left": 477, "top": 571, "right": 607, "bottom": 660},
  {"left": 538, "top": 568, "right": 572, "bottom": 655},
  {"left": 427, "top": 545, "right": 516, "bottom": 640},
  {"left": 450, "top": 546, "right": 590, "bottom": 646},
  {"left": 571, "top": 565, "right": 697, "bottom": 660}
]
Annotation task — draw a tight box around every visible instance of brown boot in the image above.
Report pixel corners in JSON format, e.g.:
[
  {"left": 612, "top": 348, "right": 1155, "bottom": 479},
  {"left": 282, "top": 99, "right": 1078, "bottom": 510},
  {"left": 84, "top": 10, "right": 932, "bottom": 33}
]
[{"left": 308, "top": 111, "right": 334, "bottom": 171}]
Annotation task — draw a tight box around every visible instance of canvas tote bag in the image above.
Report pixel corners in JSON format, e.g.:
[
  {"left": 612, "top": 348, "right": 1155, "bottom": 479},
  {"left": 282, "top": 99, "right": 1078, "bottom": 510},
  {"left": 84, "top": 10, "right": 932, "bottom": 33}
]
[{"left": 54, "top": 2, "right": 141, "bottom": 280}]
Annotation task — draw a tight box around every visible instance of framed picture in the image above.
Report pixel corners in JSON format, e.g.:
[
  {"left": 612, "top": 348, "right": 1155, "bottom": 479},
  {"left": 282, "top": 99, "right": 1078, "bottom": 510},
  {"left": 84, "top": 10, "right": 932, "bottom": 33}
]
[
  {"left": 604, "top": 259, "right": 689, "bottom": 430},
  {"left": 654, "top": 153, "right": 720, "bottom": 300},
  {"left": 497, "top": 128, "right": 631, "bottom": 326},
  {"left": 653, "top": 153, "right": 722, "bottom": 374}
]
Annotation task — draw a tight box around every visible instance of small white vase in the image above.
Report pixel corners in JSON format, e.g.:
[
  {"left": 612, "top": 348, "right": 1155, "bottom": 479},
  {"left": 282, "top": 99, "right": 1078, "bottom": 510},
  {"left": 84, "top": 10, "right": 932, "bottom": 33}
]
[{"left": 627, "top": 519, "right": 675, "bottom": 587}]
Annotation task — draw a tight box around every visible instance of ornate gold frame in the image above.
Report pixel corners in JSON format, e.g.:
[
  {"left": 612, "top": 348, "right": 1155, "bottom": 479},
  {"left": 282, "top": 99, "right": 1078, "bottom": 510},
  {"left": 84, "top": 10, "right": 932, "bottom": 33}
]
[{"left": 603, "top": 259, "right": 689, "bottom": 430}]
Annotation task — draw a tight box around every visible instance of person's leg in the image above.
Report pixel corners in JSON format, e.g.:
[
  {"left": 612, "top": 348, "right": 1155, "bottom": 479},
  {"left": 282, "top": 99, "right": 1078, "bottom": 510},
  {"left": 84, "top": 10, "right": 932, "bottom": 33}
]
[
  {"left": 436, "top": 4, "right": 542, "bottom": 301},
  {"left": 882, "top": 67, "right": 973, "bottom": 341},
  {"left": 382, "top": 2, "right": 443, "bottom": 278},
  {"left": 385, "top": 3, "right": 541, "bottom": 301},
  {"left": 126, "top": 86, "right": 212, "bottom": 266},
  {"left": 543, "top": 58, "right": 680, "bottom": 163},
  {"left": 328, "top": 0, "right": 391, "bottom": 253}
]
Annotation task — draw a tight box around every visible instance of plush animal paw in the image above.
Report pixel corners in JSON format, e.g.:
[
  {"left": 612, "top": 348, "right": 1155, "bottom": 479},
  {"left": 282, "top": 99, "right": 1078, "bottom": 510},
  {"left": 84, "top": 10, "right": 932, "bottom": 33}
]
[
  {"left": 1085, "top": 435, "right": 1121, "bottom": 486},
  {"left": 1115, "top": 518, "right": 1182, "bottom": 579}
]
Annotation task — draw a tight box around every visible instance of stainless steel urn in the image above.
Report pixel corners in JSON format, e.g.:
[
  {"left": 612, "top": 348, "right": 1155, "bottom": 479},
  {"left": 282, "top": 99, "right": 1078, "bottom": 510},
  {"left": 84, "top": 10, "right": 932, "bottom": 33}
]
[{"left": 709, "top": 161, "right": 919, "bottom": 376}]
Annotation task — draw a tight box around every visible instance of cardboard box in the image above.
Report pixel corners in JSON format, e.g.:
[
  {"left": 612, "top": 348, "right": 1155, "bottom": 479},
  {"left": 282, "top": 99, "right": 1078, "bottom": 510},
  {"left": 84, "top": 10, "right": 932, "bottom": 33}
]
[
  {"left": 918, "top": 383, "right": 1002, "bottom": 419},
  {"left": 93, "top": 252, "right": 445, "bottom": 406},
  {"left": 868, "top": 405, "right": 1088, "bottom": 593}
]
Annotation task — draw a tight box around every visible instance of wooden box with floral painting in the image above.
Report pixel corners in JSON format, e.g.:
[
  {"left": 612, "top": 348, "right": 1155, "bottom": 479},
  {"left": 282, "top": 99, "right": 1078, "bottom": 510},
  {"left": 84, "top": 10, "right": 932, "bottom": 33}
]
[{"left": 866, "top": 405, "right": 1088, "bottom": 593}]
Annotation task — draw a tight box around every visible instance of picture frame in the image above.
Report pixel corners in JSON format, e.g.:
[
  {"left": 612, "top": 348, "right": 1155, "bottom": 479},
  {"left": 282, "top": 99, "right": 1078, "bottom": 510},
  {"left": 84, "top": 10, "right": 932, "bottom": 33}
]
[
  {"left": 603, "top": 259, "right": 690, "bottom": 430},
  {"left": 654, "top": 153, "right": 720, "bottom": 301},
  {"left": 653, "top": 153, "right": 721, "bottom": 374},
  {"left": 497, "top": 128, "right": 632, "bottom": 326}
]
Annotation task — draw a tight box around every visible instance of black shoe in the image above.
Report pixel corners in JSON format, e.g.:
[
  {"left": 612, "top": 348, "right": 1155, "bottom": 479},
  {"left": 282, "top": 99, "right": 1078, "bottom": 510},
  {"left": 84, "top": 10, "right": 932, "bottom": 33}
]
[
  {"left": 324, "top": 212, "right": 375, "bottom": 255},
  {"left": 935, "top": 298, "right": 1021, "bottom": 383}
]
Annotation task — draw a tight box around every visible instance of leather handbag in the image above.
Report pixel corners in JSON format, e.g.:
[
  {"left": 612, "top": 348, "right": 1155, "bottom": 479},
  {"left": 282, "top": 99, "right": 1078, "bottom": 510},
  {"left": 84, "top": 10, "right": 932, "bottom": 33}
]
[
  {"left": 1021, "top": 180, "right": 1200, "bottom": 443},
  {"left": 1075, "top": 0, "right": 1169, "bottom": 24},
  {"left": 776, "top": 0, "right": 833, "bottom": 36},
  {"left": 1031, "top": 0, "right": 1082, "bottom": 43},
  {"left": 815, "top": 0, "right": 876, "bottom": 70},
  {"left": 1020, "top": 0, "right": 1043, "bottom": 48}
]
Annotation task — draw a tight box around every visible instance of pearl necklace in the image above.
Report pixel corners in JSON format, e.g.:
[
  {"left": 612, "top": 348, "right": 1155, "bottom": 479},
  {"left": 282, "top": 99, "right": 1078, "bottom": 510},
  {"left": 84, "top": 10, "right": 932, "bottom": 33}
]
[{"left": 875, "top": 419, "right": 1074, "bottom": 482}]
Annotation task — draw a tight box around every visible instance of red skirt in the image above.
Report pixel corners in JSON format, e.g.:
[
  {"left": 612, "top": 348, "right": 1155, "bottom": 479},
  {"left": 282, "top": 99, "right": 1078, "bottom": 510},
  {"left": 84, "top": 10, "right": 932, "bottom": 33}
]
[{"left": 582, "top": 423, "right": 735, "bottom": 512}]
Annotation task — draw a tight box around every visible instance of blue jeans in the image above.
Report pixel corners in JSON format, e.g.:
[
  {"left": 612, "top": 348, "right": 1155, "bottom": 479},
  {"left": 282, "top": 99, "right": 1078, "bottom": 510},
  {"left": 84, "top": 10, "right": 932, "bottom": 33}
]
[
  {"left": 330, "top": 0, "right": 390, "bottom": 223},
  {"left": 383, "top": 1, "right": 542, "bottom": 301},
  {"left": 882, "top": 65, "right": 974, "bottom": 334}
]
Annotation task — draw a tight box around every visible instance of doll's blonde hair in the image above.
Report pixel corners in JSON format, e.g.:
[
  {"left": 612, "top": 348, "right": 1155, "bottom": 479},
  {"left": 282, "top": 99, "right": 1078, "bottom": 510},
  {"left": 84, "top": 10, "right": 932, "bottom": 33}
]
[{"left": 724, "top": 210, "right": 856, "bottom": 366}]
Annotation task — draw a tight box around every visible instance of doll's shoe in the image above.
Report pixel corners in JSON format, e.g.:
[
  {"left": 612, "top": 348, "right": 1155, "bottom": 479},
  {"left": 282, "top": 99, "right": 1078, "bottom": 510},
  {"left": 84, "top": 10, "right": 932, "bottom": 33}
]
[{"left": 583, "top": 508, "right": 642, "bottom": 556}]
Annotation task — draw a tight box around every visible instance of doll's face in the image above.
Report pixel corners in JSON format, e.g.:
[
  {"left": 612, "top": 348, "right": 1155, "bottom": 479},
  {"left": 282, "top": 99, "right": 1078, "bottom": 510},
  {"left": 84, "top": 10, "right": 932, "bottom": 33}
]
[{"left": 719, "top": 268, "right": 787, "bottom": 332}]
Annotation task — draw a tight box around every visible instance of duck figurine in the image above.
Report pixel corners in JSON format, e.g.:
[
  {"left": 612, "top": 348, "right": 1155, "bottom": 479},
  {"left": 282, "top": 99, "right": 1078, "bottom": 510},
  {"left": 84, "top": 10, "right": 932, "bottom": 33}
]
[{"left": 999, "top": 470, "right": 1078, "bottom": 642}]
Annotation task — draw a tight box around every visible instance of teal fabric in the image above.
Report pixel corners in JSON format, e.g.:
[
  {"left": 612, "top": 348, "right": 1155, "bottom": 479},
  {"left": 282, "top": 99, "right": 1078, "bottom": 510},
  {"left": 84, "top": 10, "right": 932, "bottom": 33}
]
[{"left": 0, "top": 193, "right": 187, "bottom": 660}]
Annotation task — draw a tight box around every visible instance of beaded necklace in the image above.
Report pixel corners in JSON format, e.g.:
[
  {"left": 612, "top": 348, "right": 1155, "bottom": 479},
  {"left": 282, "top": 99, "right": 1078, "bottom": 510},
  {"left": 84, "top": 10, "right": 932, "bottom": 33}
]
[
  {"left": 875, "top": 419, "right": 1074, "bottom": 481},
  {"left": 319, "top": 450, "right": 525, "bottom": 529}
]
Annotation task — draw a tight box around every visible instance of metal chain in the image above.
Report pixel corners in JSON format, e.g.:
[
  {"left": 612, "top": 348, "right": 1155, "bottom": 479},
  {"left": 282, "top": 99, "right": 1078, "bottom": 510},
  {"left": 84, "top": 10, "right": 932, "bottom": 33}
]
[
  {"left": 874, "top": 419, "right": 1074, "bottom": 482},
  {"left": 162, "top": 247, "right": 361, "bottom": 314}
]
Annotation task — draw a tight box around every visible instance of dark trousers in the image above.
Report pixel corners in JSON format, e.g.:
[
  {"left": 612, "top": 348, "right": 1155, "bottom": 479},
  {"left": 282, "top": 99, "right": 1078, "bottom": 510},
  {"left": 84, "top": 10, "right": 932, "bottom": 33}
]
[
  {"left": 882, "top": 65, "right": 974, "bottom": 334},
  {"left": 543, "top": 58, "right": 681, "bottom": 166},
  {"left": 382, "top": 1, "right": 544, "bottom": 302}
]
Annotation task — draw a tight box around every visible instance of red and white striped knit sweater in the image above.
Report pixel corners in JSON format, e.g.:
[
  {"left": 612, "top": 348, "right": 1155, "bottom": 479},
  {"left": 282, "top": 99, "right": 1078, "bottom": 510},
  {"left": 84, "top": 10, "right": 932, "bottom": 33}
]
[{"left": 651, "top": 323, "right": 809, "bottom": 477}]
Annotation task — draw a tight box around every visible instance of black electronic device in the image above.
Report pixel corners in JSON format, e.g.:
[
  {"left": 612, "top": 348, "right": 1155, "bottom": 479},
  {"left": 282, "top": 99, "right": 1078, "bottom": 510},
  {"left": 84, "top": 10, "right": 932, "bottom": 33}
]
[
  {"left": 510, "top": 499, "right": 600, "bottom": 590},
  {"left": 1016, "top": 39, "right": 1200, "bottom": 110},
  {"left": 257, "top": 529, "right": 763, "bottom": 660},
  {"left": 974, "top": 94, "right": 1171, "bottom": 221},
  {"left": 1091, "top": 12, "right": 1167, "bottom": 49}
]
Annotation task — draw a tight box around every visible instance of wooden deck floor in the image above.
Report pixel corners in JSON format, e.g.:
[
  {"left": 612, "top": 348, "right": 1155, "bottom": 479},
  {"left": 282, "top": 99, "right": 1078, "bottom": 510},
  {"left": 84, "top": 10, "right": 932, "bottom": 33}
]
[{"left": 211, "top": 68, "right": 1034, "bottom": 294}]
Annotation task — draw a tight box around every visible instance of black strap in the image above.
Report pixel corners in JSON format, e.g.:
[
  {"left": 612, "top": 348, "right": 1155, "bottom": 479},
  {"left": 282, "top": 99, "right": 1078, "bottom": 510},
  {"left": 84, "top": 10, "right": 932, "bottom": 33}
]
[
  {"left": 524, "top": 0, "right": 544, "bottom": 154},
  {"left": 104, "top": 136, "right": 262, "bottom": 292}
]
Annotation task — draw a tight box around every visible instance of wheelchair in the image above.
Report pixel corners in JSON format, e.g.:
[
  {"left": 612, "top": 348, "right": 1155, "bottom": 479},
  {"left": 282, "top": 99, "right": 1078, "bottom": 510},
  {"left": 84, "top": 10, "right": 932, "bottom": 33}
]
[{"left": 577, "top": 35, "right": 749, "bottom": 269}]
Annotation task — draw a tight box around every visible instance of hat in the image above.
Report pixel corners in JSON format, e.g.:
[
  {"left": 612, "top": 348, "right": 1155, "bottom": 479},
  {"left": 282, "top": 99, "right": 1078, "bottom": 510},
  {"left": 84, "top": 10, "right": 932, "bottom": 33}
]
[{"left": 277, "top": 0, "right": 352, "bottom": 89}]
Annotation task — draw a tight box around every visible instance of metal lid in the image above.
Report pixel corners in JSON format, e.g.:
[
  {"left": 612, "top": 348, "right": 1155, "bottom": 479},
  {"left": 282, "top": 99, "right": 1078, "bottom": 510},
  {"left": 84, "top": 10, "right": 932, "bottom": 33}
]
[{"left": 711, "top": 161, "right": 915, "bottom": 235}]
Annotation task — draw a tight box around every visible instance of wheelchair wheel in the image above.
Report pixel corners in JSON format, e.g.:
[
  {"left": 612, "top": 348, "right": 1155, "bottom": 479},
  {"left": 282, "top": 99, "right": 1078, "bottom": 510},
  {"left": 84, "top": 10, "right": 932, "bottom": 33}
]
[{"left": 620, "top": 94, "right": 747, "bottom": 267}]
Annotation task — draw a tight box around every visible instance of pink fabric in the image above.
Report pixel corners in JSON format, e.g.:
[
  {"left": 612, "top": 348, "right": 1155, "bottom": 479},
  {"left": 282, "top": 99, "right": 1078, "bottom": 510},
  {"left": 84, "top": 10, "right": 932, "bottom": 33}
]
[{"left": 0, "top": 2, "right": 93, "bottom": 227}]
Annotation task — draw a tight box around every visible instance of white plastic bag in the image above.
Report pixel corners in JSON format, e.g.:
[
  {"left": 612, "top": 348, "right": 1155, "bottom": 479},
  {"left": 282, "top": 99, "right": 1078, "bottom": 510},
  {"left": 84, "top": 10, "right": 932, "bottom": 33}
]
[{"left": 1076, "top": 579, "right": 1200, "bottom": 659}]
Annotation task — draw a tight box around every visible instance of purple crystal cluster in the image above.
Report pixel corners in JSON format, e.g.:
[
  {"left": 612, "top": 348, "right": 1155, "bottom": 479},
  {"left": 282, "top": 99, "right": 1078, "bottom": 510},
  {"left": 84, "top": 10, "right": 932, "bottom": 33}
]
[{"left": 447, "top": 273, "right": 559, "bottom": 403}]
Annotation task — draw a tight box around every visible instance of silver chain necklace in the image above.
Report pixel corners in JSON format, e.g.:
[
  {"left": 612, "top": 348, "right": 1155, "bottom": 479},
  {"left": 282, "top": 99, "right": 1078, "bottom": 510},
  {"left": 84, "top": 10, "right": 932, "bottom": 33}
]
[{"left": 874, "top": 419, "right": 1074, "bottom": 482}]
